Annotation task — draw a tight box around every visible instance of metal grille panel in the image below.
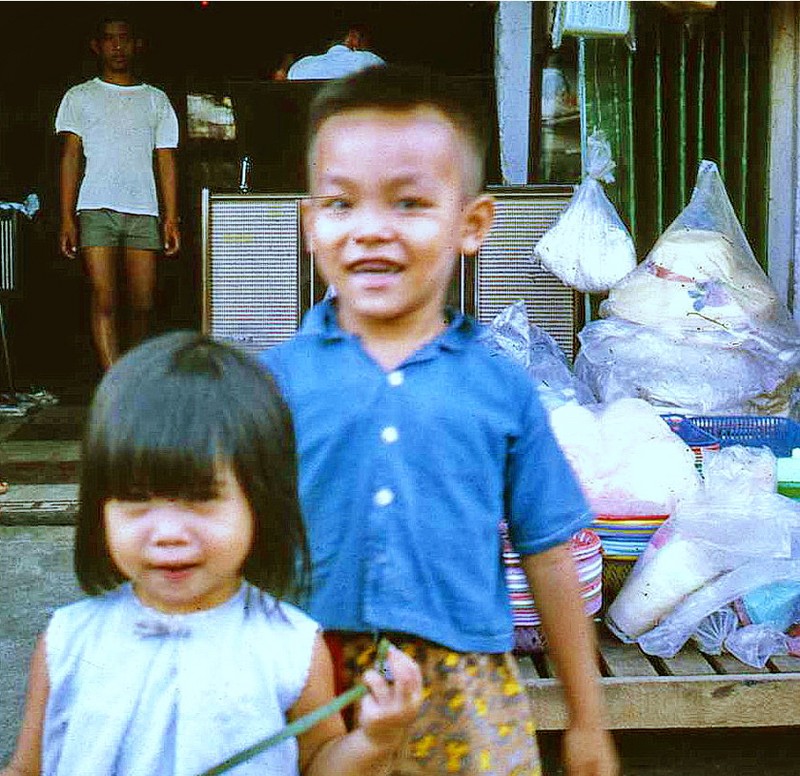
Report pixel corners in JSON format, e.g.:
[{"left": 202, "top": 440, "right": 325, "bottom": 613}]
[
  {"left": 0, "top": 211, "right": 18, "bottom": 293},
  {"left": 474, "top": 189, "right": 577, "bottom": 359},
  {"left": 205, "top": 194, "right": 302, "bottom": 353}
]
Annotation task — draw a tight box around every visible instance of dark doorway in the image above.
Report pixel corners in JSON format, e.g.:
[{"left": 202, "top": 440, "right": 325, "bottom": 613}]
[{"left": 0, "top": 1, "right": 497, "bottom": 396}]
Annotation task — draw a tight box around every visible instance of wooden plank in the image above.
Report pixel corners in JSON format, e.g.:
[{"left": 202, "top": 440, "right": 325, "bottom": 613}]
[
  {"left": 528, "top": 673, "right": 800, "bottom": 730},
  {"left": 705, "top": 653, "right": 770, "bottom": 675},
  {"left": 769, "top": 655, "right": 800, "bottom": 673},
  {"left": 599, "top": 636, "right": 659, "bottom": 678},
  {"left": 656, "top": 644, "right": 716, "bottom": 677}
]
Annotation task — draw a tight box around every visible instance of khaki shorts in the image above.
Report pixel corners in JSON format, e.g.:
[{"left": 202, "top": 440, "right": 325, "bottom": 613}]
[{"left": 78, "top": 209, "right": 162, "bottom": 251}]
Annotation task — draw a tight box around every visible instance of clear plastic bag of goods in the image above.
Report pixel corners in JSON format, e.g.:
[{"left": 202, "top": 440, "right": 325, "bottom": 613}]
[
  {"left": 606, "top": 487, "right": 800, "bottom": 643},
  {"left": 547, "top": 400, "right": 609, "bottom": 489},
  {"left": 579, "top": 160, "right": 800, "bottom": 415},
  {"left": 590, "top": 399, "right": 701, "bottom": 511},
  {"left": 531, "top": 130, "right": 636, "bottom": 293},
  {"left": 702, "top": 445, "right": 777, "bottom": 497},
  {"left": 633, "top": 558, "right": 800, "bottom": 659},
  {"left": 602, "top": 160, "right": 799, "bottom": 341},
  {"left": 605, "top": 521, "right": 732, "bottom": 642},
  {"left": 574, "top": 316, "right": 797, "bottom": 415},
  {"left": 691, "top": 605, "right": 739, "bottom": 655},
  {"left": 724, "top": 623, "right": 793, "bottom": 668},
  {"left": 479, "top": 300, "right": 594, "bottom": 406}
]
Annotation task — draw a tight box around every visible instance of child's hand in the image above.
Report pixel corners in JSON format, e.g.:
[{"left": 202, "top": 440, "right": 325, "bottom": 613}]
[
  {"left": 562, "top": 726, "right": 619, "bottom": 776},
  {"left": 355, "top": 645, "right": 423, "bottom": 750}
]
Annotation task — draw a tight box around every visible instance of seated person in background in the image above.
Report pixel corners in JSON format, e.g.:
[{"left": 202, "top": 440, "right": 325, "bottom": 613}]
[{"left": 287, "top": 25, "right": 385, "bottom": 81}]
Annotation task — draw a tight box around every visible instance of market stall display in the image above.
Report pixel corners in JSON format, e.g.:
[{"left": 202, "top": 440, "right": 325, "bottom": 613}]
[
  {"left": 575, "top": 161, "right": 800, "bottom": 416},
  {"left": 605, "top": 445, "right": 800, "bottom": 667}
]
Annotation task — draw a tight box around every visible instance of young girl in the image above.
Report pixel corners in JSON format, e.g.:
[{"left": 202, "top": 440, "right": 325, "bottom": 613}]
[{"left": 1, "top": 331, "right": 422, "bottom": 776}]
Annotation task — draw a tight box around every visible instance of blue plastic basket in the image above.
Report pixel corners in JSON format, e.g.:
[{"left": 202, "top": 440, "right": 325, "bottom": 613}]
[
  {"left": 689, "top": 416, "right": 800, "bottom": 459},
  {"left": 661, "top": 414, "right": 720, "bottom": 471}
]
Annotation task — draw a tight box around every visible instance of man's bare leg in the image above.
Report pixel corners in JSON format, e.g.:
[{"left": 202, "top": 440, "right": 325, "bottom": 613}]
[
  {"left": 125, "top": 247, "right": 157, "bottom": 349},
  {"left": 82, "top": 246, "right": 119, "bottom": 371}
]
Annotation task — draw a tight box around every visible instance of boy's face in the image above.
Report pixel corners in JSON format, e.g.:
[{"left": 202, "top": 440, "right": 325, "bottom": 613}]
[
  {"left": 91, "top": 21, "right": 137, "bottom": 74},
  {"left": 304, "top": 106, "right": 494, "bottom": 338}
]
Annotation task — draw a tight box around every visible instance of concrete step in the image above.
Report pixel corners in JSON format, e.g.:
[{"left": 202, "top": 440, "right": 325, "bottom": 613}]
[{"left": 1, "top": 403, "right": 83, "bottom": 759}]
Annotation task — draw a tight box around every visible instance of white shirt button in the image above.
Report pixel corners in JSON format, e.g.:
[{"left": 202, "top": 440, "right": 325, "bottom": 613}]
[
  {"left": 374, "top": 488, "right": 395, "bottom": 507},
  {"left": 387, "top": 371, "right": 404, "bottom": 387},
  {"left": 381, "top": 426, "right": 399, "bottom": 444}
]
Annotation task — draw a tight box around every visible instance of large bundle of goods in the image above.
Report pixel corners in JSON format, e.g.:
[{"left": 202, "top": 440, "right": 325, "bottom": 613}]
[
  {"left": 606, "top": 445, "right": 800, "bottom": 667},
  {"left": 532, "top": 130, "right": 636, "bottom": 293},
  {"left": 575, "top": 161, "right": 800, "bottom": 416}
]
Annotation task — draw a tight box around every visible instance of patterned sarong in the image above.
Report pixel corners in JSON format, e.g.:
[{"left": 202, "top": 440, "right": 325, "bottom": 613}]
[{"left": 324, "top": 631, "right": 542, "bottom": 775}]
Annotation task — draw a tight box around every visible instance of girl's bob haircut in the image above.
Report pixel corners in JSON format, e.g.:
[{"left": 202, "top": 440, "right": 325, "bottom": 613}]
[{"left": 75, "top": 330, "right": 310, "bottom": 601}]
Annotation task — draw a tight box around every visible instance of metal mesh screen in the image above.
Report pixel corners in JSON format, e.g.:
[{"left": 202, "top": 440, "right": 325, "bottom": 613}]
[
  {"left": 0, "top": 211, "right": 18, "bottom": 293},
  {"left": 204, "top": 194, "right": 303, "bottom": 354},
  {"left": 474, "top": 188, "right": 577, "bottom": 359}
]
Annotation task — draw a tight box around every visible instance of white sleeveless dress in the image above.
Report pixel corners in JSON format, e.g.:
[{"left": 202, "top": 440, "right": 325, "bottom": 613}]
[{"left": 42, "top": 582, "right": 319, "bottom": 776}]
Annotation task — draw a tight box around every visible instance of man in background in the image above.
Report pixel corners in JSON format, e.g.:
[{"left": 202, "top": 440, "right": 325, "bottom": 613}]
[
  {"left": 287, "top": 25, "right": 385, "bottom": 81},
  {"left": 56, "top": 15, "right": 179, "bottom": 371}
]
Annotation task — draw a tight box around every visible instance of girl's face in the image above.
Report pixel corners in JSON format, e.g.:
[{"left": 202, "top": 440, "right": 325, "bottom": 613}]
[{"left": 104, "top": 465, "right": 254, "bottom": 614}]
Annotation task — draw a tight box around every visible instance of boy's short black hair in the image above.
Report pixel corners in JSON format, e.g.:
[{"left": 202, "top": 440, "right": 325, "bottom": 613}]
[
  {"left": 75, "top": 331, "right": 310, "bottom": 602},
  {"left": 306, "top": 64, "right": 490, "bottom": 195}
]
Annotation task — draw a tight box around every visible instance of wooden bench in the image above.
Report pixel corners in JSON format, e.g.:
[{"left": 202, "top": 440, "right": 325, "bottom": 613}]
[{"left": 521, "top": 628, "right": 800, "bottom": 730}]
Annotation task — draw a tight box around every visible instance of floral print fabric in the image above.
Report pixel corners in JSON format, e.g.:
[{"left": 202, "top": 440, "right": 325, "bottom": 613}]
[{"left": 325, "top": 632, "right": 542, "bottom": 775}]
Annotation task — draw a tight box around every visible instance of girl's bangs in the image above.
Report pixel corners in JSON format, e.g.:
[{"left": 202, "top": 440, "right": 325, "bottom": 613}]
[{"left": 96, "top": 390, "right": 233, "bottom": 502}]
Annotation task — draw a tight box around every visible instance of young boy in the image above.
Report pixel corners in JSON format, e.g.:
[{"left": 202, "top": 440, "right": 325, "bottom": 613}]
[
  {"left": 260, "top": 65, "right": 618, "bottom": 776},
  {"left": 56, "top": 15, "right": 180, "bottom": 371}
]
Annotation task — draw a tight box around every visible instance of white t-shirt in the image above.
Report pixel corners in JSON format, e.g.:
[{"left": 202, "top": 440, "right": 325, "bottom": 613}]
[
  {"left": 55, "top": 78, "right": 179, "bottom": 217},
  {"left": 287, "top": 44, "right": 385, "bottom": 80}
]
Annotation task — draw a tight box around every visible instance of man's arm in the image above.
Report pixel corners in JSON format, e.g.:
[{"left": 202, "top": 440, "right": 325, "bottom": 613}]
[
  {"left": 58, "top": 132, "right": 82, "bottom": 259},
  {"left": 522, "top": 545, "right": 619, "bottom": 776},
  {"left": 155, "top": 147, "right": 180, "bottom": 256}
]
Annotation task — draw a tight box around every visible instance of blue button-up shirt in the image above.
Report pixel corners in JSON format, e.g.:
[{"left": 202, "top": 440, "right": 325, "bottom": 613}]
[{"left": 260, "top": 300, "right": 591, "bottom": 652}]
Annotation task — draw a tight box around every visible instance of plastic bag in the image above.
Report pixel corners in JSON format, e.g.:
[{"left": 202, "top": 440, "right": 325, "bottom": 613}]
[
  {"left": 574, "top": 317, "right": 797, "bottom": 415},
  {"left": 691, "top": 605, "right": 738, "bottom": 654},
  {"left": 577, "top": 161, "right": 800, "bottom": 414},
  {"left": 547, "top": 397, "right": 701, "bottom": 513},
  {"left": 479, "top": 301, "right": 594, "bottom": 406},
  {"left": 532, "top": 130, "right": 636, "bottom": 293},
  {"left": 606, "top": 524, "right": 732, "bottom": 641},
  {"left": 603, "top": 161, "right": 798, "bottom": 342},
  {"left": 606, "top": 489, "right": 800, "bottom": 643},
  {"left": 724, "top": 623, "right": 792, "bottom": 668},
  {"left": 633, "top": 558, "right": 800, "bottom": 656},
  {"left": 702, "top": 446, "right": 777, "bottom": 496}
]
